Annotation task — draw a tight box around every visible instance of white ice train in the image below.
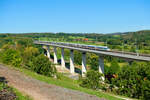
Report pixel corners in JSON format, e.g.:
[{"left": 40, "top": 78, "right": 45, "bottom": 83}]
[
  {"left": 86, "top": 45, "right": 110, "bottom": 51},
  {"left": 41, "top": 41, "right": 110, "bottom": 51}
]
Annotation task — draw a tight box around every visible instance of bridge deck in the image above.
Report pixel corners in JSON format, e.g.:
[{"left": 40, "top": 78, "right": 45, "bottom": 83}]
[{"left": 34, "top": 41, "right": 150, "bottom": 61}]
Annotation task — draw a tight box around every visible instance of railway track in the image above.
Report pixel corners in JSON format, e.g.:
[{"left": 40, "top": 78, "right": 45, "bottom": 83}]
[{"left": 35, "top": 41, "right": 150, "bottom": 57}]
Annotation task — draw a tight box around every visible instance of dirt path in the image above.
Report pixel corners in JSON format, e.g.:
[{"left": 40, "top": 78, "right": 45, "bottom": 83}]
[{"left": 0, "top": 64, "right": 106, "bottom": 100}]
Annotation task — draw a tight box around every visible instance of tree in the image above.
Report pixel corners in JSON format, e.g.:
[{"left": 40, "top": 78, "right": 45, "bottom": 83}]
[
  {"left": 87, "top": 54, "right": 98, "bottom": 70},
  {"left": 23, "top": 47, "right": 39, "bottom": 63},
  {"left": 32, "top": 54, "right": 56, "bottom": 77},
  {"left": 141, "top": 80, "right": 150, "bottom": 100},
  {"left": 109, "top": 59, "right": 120, "bottom": 75},
  {"left": 74, "top": 51, "right": 82, "bottom": 65},
  {"left": 79, "top": 70, "right": 103, "bottom": 90},
  {"left": 16, "top": 39, "right": 33, "bottom": 47},
  {"left": 1, "top": 49, "right": 22, "bottom": 67},
  {"left": 112, "top": 62, "right": 150, "bottom": 99}
]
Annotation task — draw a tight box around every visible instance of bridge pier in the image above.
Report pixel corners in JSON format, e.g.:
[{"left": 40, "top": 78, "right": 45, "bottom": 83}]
[
  {"left": 46, "top": 45, "right": 50, "bottom": 59},
  {"left": 54, "top": 47, "right": 58, "bottom": 64},
  {"left": 82, "top": 52, "right": 87, "bottom": 77},
  {"left": 70, "top": 50, "right": 75, "bottom": 74},
  {"left": 61, "top": 48, "right": 65, "bottom": 68},
  {"left": 99, "top": 55, "right": 105, "bottom": 81}
]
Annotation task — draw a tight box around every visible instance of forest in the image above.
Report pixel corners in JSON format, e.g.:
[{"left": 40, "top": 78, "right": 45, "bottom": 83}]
[{"left": 0, "top": 30, "right": 150, "bottom": 100}]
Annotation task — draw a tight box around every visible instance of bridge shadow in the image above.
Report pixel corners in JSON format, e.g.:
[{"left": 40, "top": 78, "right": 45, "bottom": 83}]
[
  {"left": 58, "top": 59, "right": 61, "bottom": 64},
  {"left": 50, "top": 54, "right": 54, "bottom": 59},
  {"left": 65, "top": 62, "right": 82, "bottom": 75}
]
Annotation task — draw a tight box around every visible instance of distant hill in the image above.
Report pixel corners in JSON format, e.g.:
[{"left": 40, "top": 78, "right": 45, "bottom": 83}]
[{"left": 120, "top": 30, "right": 150, "bottom": 42}]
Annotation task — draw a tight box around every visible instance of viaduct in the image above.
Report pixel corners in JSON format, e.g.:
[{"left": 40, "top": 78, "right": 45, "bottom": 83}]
[{"left": 34, "top": 41, "right": 150, "bottom": 80}]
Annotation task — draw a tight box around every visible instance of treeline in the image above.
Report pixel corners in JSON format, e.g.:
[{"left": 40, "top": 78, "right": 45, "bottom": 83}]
[
  {"left": 1, "top": 30, "right": 150, "bottom": 53},
  {"left": 1, "top": 30, "right": 150, "bottom": 43}
]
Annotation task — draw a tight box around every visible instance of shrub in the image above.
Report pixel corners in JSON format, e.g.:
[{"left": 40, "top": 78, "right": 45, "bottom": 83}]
[
  {"left": 31, "top": 54, "right": 56, "bottom": 77},
  {"left": 74, "top": 51, "right": 82, "bottom": 65},
  {"left": 141, "top": 80, "right": 150, "bottom": 100},
  {"left": 79, "top": 70, "right": 103, "bottom": 90},
  {"left": 112, "top": 62, "right": 150, "bottom": 99},
  {"left": 16, "top": 39, "right": 33, "bottom": 47},
  {"left": 1, "top": 49, "right": 22, "bottom": 67},
  {"left": 23, "top": 46, "right": 39, "bottom": 65},
  {"left": 109, "top": 60, "right": 120, "bottom": 75},
  {"left": 104, "top": 60, "right": 120, "bottom": 84},
  {"left": 87, "top": 54, "right": 99, "bottom": 70}
]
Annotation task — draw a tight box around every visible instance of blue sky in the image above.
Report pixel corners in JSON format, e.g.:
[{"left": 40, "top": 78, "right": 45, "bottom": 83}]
[{"left": 0, "top": 0, "right": 150, "bottom": 33}]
